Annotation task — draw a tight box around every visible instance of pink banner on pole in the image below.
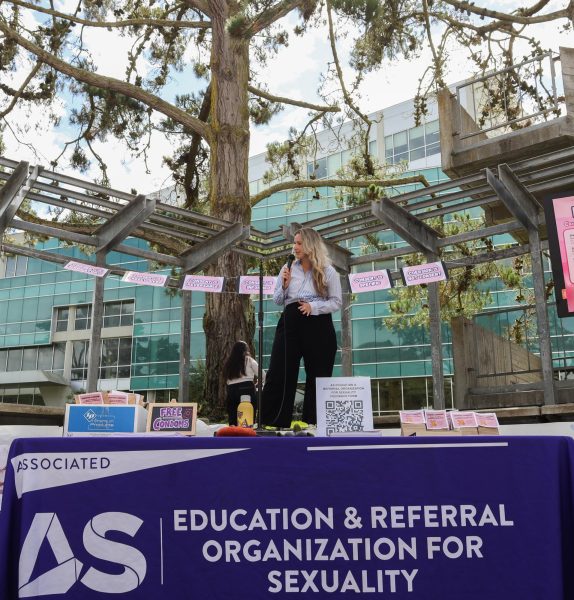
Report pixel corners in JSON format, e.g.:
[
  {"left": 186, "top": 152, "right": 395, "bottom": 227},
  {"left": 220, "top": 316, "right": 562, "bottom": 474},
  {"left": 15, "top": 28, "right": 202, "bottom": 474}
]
[
  {"left": 401, "top": 261, "right": 448, "bottom": 286},
  {"left": 64, "top": 261, "right": 109, "bottom": 278},
  {"left": 181, "top": 275, "right": 224, "bottom": 293},
  {"left": 348, "top": 269, "right": 393, "bottom": 293},
  {"left": 551, "top": 195, "right": 574, "bottom": 312},
  {"left": 122, "top": 271, "right": 168, "bottom": 287},
  {"left": 238, "top": 276, "right": 276, "bottom": 295}
]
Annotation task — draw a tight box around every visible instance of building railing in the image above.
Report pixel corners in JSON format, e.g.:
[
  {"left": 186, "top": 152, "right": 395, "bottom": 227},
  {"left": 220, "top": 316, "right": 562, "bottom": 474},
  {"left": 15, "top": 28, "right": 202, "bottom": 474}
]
[{"left": 456, "top": 52, "right": 562, "bottom": 140}]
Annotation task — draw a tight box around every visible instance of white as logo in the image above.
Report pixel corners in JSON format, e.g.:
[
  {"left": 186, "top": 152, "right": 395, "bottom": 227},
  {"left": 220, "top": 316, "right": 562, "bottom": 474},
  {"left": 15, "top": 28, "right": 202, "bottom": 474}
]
[{"left": 19, "top": 512, "right": 147, "bottom": 597}]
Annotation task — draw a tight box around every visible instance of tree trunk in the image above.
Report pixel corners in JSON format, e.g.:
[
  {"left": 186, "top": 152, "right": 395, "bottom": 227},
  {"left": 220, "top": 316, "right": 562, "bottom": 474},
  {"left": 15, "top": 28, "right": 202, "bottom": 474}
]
[{"left": 203, "top": 1, "right": 254, "bottom": 420}]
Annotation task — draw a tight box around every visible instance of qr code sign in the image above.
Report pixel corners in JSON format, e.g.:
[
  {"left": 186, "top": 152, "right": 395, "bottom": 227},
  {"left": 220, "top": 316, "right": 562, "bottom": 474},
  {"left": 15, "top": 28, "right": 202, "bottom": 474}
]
[{"left": 325, "top": 399, "right": 364, "bottom": 436}]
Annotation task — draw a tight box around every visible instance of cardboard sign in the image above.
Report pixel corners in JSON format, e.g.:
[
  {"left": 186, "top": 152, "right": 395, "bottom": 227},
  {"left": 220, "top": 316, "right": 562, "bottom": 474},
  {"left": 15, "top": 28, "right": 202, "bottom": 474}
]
[
  {"left": 146, "top": 403, "right": 197, "bottom": 435},
  {"left": 424, "top": 409, "right": 449, "bottom": 430},
  {"left": 181, "top": 275, "right": 224, "bottom": 293},
  {"left": 316, "top": 377, "right": 373, "bottom": 437},
  {"left": 348, "top": 270, "right": 393, "bottom": 293},
  {"left": 64, "top": 404, "right": 148, "bottom": 435},
  {"left": 122, "top": 271, "right": 168, "bottom": 287},
  {"left": 238, "top": 276, "right": 276, "bottom": 295},
  {"left": 450, "top": 411, "right": 479, "bottom": 429},
  {"left": 399, "top": 410, "right": 425, "bottom": 424},
  {"left": 75, "top": 392, "right": 105, "bottom": 405},
  {"left": 64, "top": 261, "right": 109, "bottom": 277},
  {"left": 401, "top": 261, "right": 448, "bottom": 286}
]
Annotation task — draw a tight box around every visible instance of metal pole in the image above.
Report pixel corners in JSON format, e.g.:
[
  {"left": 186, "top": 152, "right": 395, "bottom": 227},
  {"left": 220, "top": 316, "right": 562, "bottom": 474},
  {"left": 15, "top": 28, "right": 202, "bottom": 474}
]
[
  {"left": 428, "top": 280, "right": 445, "bottom": 409},
  {"left": 257, "top": 260, "right": 264, "bottom": 425},
  {"left": 529, "top": 229, "right": 556, "bottom": 404},
  {"left": 86, "top": 251, "right": 105, "bottom": 392},
  {"left": 179, "top": 290, "right": 192, "bottom": 402},
  {"left": 341, "top": 275, "right": 353, "bottom": 376}
]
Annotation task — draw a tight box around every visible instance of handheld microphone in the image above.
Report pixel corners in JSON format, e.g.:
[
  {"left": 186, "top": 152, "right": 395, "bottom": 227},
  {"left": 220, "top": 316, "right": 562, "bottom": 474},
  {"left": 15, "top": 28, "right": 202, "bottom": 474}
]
[{"left": 286, "top": 254, "right": 295, "bottom": 270}]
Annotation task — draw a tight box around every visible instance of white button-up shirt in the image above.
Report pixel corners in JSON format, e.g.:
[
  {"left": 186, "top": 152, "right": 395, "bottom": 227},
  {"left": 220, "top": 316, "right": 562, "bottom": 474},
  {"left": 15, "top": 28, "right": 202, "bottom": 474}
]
[{"left": 273, "top": 260, "right": 342, "bottom": 315}]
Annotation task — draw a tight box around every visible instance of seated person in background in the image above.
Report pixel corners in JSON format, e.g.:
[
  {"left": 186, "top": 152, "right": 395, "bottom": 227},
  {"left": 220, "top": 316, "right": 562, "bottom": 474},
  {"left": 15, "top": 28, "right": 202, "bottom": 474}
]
[{"left": 223, "top": 340, "right": 259, "bottom": 426}]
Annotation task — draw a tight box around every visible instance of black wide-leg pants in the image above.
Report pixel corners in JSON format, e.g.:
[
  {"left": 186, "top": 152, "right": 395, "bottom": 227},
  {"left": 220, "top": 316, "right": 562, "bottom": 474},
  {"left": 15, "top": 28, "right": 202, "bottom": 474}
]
[{"left": 262, "top": 302, "right": 337, "bottom": 427}]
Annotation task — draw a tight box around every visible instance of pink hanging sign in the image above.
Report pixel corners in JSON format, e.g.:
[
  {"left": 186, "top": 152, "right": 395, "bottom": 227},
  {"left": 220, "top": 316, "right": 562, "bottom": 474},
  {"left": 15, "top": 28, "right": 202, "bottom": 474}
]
[
  {"left": 64, "top": 261, "right": 109, "bottom": 278},
  {"left": 122, "top": 271, "right": 168, "bottom": 287},
  {"left": 348, "top": 269, "right": 393, "bottom": 293},
  {"left": 238, "top": 276, "right": 276, "bottom": 295},
  {"left": 401, "top": 261, "right": 448, "bottom": 286},
  {"left": 181, "top": 275, "right": 224, "bottom": 293}
]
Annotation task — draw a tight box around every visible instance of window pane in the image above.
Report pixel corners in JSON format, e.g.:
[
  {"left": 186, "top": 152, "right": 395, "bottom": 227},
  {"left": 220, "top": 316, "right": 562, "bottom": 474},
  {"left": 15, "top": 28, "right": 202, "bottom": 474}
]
[
  {"left": 408, "top": 125, "right": 425, "bottom": 149},
  {"left": 425, "top": 120, "right": 440, "bottom": 145},
  {"left": 0, "top": 350, "right": 7, "bottom": 372},
  {"left": 72, "top": 341, "right": 88, "bottom": 369},
  {"left": 409, "top": 147, "right": 426, "bottom": 161},
  {"left": 37, "top": 347, "right": 53, "bottom": 370},
  {"left": 15, "top": 256, "right": 28, "bottom": 276},
  {"left": 22, "top": 348, "right": 38, "bottom": 370},
  {"left": 104, "top": 315, "right": 120, "bottom": 328},
  {"left": 105, "top": 302, "right": 121, "bottom": 316},
  {"left": 101, "top": 338, "right": 119, "bottom": 365},
  {"left": 378, "top": 379, "right": 402, "bottom": 411},
  {"left": 7, "top": 349, "right": 22, "bottom": 371},
  {"left": 75, "top": 304, "right": 92, "bottom": 330},
  {"left": 384, "top": 135, "right": 394, "bottom": 159},
  {"left": 426, "top": 142, "right": 441, "bottom": 156},
  {"left": 307, "top": 157, "right": 327, "bottom": 179},
  {"left": 5, "top": 256, "right": 16, "bottom": 277},
  {"left": 403, "top": 377, "right": 429, "bottom": 409},
  {"left": 53, "top": 343, "right": 66, "bottom": 371},
  {"left": 56, "top": 307, "right": 69, "bottom": 332},
  {"left": 327, "top": 153, "right": 342, "bottom": 176},
  {"left": 393, "top": 131, "right": 408, "bottom": 155},
  {"left": 119, "top": 338, "right": 132, "bottom": 365}
]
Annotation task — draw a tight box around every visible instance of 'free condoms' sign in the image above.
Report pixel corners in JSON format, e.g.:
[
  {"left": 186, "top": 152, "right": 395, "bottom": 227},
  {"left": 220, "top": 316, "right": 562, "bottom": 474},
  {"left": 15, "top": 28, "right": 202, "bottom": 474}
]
[{"left": 401, "top": 261, "right": 448, "bottom": 286}]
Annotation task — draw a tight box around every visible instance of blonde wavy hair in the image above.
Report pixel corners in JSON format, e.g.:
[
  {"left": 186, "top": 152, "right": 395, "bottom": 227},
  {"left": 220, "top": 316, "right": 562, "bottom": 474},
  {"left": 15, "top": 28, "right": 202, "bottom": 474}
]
[{"left": 295, "top": 228, "right": 330, "bottom": 297}]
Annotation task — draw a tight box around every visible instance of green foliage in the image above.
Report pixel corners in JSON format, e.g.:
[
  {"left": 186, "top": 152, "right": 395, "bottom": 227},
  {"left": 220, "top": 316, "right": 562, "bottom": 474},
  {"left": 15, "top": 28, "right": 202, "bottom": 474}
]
[
  {"left": 189, "top": 360, "right": 206, "bottom": 408},
  {"left": 383, "top": 213, "right": 533, "bottom": 335}
]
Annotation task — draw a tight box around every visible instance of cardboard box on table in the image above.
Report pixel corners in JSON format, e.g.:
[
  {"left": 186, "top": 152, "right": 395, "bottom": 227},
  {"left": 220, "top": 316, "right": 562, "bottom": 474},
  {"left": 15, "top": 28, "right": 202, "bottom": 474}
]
[
  {"left": 476, "top": 412, "right": 501, "bottom": 435},
  {"left": 399, "top": 409, "right": 457, "bottom": 437},
  {"left": 74, "top": 391, "right": 145, "bottom": 405},
  {"left": 64, "top": 404, "right": 148, "bottom": 436},
  {"left": 449, "top": 411, "right": 480, "bottom": 436}
]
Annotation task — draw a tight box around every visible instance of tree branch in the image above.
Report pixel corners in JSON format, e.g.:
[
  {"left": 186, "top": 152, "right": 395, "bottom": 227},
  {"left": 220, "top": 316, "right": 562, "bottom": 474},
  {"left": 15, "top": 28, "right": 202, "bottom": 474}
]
[
  {"left": 3, "top": 0, "right": 211, "bottom": 30},
  {"left": 183, "top": 0, "right": 211, "bottom": 18},
  {"left": 326, "top": 0, "right": 373, "bottom": 171},
  {"left": 242, "top": 0, "right": 311, "bottom": 37},
  {"left": 0, "top": 62, "right": 42, "bottom": 118},
  {"left": 248, "top": 84, "right": 339, "bottom": 113},
  {"left": 0, "top": 21, "right": 212, "bottom": 142},
  {"left": 250, "top": 175, "right": 430, "bottom": 206},
  {"left": 442, "top": 0, "right": 570, "bottom": 25}
]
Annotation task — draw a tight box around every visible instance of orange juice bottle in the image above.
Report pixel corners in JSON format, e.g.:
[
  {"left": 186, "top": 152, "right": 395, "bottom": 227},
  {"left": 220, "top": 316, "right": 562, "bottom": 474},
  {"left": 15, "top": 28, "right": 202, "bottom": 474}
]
[{"left": 237, "top": 395, "right": 254, "bottom": 427}]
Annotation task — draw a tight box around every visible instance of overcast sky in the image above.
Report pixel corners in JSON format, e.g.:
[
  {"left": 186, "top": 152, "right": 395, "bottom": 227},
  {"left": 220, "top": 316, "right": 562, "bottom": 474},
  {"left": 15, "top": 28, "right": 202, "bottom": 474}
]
[{"left": 1, "top": 3, "right": 571, "bottom": 195}]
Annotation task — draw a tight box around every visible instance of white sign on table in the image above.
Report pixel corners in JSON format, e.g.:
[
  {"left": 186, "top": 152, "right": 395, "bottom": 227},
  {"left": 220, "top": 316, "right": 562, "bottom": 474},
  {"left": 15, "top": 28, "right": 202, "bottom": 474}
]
[{"left": 316, "top": 376, "right": 373, "bottom": 437}]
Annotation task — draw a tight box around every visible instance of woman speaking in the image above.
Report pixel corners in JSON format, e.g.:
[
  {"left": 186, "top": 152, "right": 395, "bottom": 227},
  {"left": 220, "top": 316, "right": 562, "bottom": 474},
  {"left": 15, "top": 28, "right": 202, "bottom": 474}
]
[{"left": 261, "top": 228, "right": 342, "bottom": 428}]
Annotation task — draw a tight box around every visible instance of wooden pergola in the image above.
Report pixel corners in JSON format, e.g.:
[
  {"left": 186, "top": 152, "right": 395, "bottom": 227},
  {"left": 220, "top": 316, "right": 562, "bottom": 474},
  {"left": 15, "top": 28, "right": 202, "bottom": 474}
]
[{"left": 1, "top": 145, "right": 574, "bottom": 408}]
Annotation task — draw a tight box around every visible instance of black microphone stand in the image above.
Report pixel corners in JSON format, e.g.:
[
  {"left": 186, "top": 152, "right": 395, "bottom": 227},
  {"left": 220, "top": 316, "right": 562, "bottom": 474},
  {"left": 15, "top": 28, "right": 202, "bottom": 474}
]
[{"left": 256, "top": 260, "right": 264, "bottom": 428}]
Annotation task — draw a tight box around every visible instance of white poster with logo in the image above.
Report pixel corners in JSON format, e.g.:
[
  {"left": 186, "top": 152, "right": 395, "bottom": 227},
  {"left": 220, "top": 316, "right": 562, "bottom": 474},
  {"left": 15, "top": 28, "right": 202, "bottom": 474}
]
[{"left": 316, "top": 376, "right": 373, "bottom": 437}]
